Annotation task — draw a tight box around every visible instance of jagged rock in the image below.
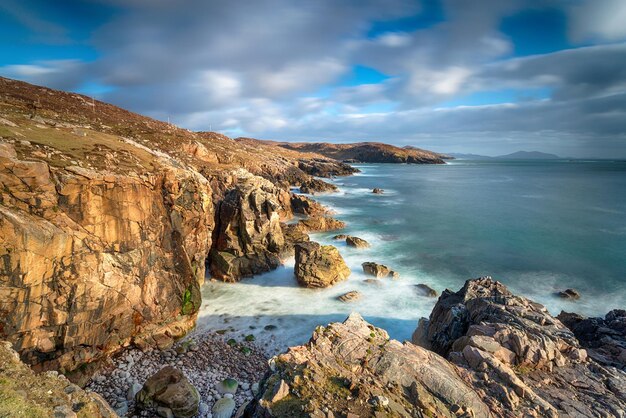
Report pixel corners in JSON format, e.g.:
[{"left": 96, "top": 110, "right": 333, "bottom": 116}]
[
  {"left": 557, "top": 288, "right": 580, "bottom": 300},
  {"left": 337, "top": 291, "right": 361, "bottom": 302},
  {"left": 299, "top": 178, "right": 337, "bottom": 194},
  {"left": 415, "top": 283, "right": 438, "bottom": 297},
  {"left": 297, "top": 158, "right": 358, "bottom": 178},
  {"left": 244, "top": 313, "right": 490, "bottom": 417},
  {"left": 0, "top": 341, "right": 117, "bottom": 417},
  {"left": 210, "top": 171, "right": 289, "bottom": 281},
  {"left": 136, "top": 366, "right": 200, "bottom": 418},
  {"left": 346, "top": 236, "right": 370, "bottom": 248},
  {"left": 280, "top": 222, "right": 310, "bottom": 256},
  {"left": 413, "top": 277, "right": 626, "bottom": 417},
  {"left": 294, "top": 242, "right": 350, "bottom": 288},
  {"left": 372, "top": 188, "right": 384, "bottom": 194},
  {"left": 558, "top": 309, "right": 626, "bottom": 369},
  {"left": 290, "top": 194, "right": 326, "bottom": 216},
  {"left": 294, "top": 216, "right": 345, "bottom": 233},
  {"left": 362, "top": 262, "right": 390, "bottom": 278}
]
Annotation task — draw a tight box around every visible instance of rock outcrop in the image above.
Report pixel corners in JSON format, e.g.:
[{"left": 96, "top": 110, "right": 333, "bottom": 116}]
[
  {"left": 558, "top": 309, "right": 626, "bottom": 370},
  {"left": 413, "top": 277, "right": 626, "bottom": 417},
  {"left": 298, "top": 178, "right": 338, "bottom": 194},
  {"left": 294, "top": 242, "right": 350, "bottom": 288},
  {"left": 294, "top": 216, "right": 345, "bottom": 233},
  {"left": 290, "top": 194, "right": 327, "bottom": 216},
  {"left": 362, "top": 261, "right": 397, "bottom": 278},
  {"left": 209, "top": 170, "right": 290, "bottom": 281},
  {"left": 244, "top": 313, "right": 490, "bottom": 417},
  {"left": 0, "top": 341, "right": 116, "bottom": 417}
]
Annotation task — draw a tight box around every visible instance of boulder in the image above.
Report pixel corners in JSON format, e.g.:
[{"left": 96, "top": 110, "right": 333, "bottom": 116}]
[
  {"left": 244, "top": 313, "right": 490, "bottom": 417},
  {"left": 337, "top": 291, "right": 361, "bottom": 302},
  {"left": 135, "top": 366, "right": 199, "bottom": 418},
  {"left": 294, "top": 242, "right": 350, "bottom": 288},
  {"left": 362, "top": 262, "right": 390, "bottom": 278},
  {"left": 556, "top": 288, "right": 580, "bottom": 300},
  {"left": 212, "top": 398, "right": 236, "bottom": 418},
  {"left": 346, "top": 236, "right": 370, "bottom": 248},
  {"left": 414, "top": 283, "right": 438, "bottom": 297},
  {"left": 332, "top": 234, "right": 348, "bottom": 240}
]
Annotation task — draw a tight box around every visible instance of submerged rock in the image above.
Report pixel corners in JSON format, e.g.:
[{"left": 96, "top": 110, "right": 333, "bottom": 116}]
[
  {"left": 557, "top": 288, "right": 581, "bottom": 300},
  {"left": 372, "top": 188, "right": 384, "bottom": 194},
  {"left": 136, "top": 366, "right": 199, "bottom": 418},
  {"left": 294, "top": 242, "right": 350, "bottom": 288},
  {"left": 414, "top": 283, "right": 438, "bottom": 297},
  {"left": 332, "top": 234, "right": 349, "bottom": 240},
  {"left": 337, "top": 290, "right": 361, "bottom": 302},
  {"left": 346, "top": 235, "right": 370, "bottom": 248}
]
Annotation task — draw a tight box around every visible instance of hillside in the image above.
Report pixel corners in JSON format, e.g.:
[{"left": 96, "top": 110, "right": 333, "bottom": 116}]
[
  {"left": 239, "top": 138, "right": 447, "bottom": 164},
  {"left": 497, "top": 150, "right": 561, "bottom": 159},
  {"left": 0, "top": 76, "right": 352, "bottom": 378}
]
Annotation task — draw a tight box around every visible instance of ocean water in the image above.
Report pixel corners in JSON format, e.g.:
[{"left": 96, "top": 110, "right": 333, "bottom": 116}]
[{"left": 197, "top": 159, "right": 626, "bottom": 354}]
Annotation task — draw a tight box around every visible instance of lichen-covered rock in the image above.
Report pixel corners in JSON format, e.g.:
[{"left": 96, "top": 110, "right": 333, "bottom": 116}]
[
  {"left": 244, "top": 313, "right": 490, "bottom": 417},
  {"left": 136, "top": 366, "right": 199, "bottom": 418},
  {"left": 294, "top": 242, "right": 350, "bottom": 288},
  {"left": 0, "top": 341, "right": 117, "bottom": 417},
  {"left": 210, "top": 170, "right": 289, "bottom": 281},
  {"left": 413, "top": 277, "right": 626, "bottom": 417}
]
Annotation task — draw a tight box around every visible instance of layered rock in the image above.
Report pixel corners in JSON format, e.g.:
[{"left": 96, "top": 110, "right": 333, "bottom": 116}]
[
  {"left": 294, "top": 242, "right": 350, "bottom": 288},
  {"left": 0, "top": 142, "right": 212, "bottom": 377},
  {"left": 245, "top": 313, "right": 490, "bottom": 417},
  {"left": 558, "top": 309, "right": 626, "bottom": 370},
  {"left": 0, "top": 341, "right": 116, "bottom": 417},
  {"left": 209, "top": 170, "right": 290, "bottom": 281},
  {"left": 413, "top": 277, "right": 626, "bottom": 417}
]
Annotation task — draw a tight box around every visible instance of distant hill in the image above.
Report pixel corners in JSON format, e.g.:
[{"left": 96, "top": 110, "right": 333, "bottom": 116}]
[
  {"left": 448, "top": 151, "right": 561, "bottom": 160},
  {"left": 496, "top": 151, "right": 561, "bottom": 159},
  {"left": 239, "top": 139, "right": 447, "bottom": 164}
]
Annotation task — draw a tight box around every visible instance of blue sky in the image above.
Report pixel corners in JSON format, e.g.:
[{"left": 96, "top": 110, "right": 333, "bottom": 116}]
[{"left": 1, "top": 0, "right": 625, "bottom": 157}]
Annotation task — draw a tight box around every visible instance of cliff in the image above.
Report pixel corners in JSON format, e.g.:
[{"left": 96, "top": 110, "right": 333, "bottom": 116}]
[
  {"left": 0, "top": 76, "right": 351, "bottom": 378},
  {"left": 237, "top": 138, "right": 447, "bottom": 164}
]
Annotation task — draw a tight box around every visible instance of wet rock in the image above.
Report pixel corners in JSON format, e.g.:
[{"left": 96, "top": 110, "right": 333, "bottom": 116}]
[
  {"left": 363, "top": 278, "right": 383, "bottom": 287},
  {"left": 557, "top": 288, "right": 581, "bottom": 300},
  {"left": 346, "top": 236, "right": 370, "bottom": 248},
  {"left": 414, "top": 283, "right": 438, "bottom": 297},
  {"left": 337, "top": 291, "right": 361, "bottom": 302},
  {"left": 332, "top": 234, "right": 348, "bottom": 240},
  {"left": 295, "top": 242, "right": 350, "bottom": 288},
  {"left": 136, "top": 366, "right": 199, "bottom": 418},
  {"left": 372, "top": 188, "right": 384, "bottom": 194},
  {"left": 361, "top": 262, "right": 390, "bottom": 278}
]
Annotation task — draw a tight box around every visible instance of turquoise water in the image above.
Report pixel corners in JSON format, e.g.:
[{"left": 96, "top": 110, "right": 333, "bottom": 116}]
[{"left": 198, "top": 160, "right": 626, "bottom": 353}]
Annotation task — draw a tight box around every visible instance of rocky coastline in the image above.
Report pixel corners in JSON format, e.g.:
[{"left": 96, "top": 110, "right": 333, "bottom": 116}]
[{"left": 1, "top": 77, "right": 625, "bottom": 417}]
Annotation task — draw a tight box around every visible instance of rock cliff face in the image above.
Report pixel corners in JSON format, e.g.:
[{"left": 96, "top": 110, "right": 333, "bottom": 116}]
[{"left": 0, "top": 76, "right": 351, "bottom": 377}]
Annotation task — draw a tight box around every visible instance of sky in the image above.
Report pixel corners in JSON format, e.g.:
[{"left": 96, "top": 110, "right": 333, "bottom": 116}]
[{"left": 1, "top": 0, "right": 625, "bottom": 157}]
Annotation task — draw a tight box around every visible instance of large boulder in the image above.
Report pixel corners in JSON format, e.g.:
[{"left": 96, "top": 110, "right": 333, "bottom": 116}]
[
  {"left": 413, "top": 277, "right": 626, "bottom": 417},
  {"left": 294, "top": 242, "right": 350, "bottom": 288},
  {"left": 244, "top": 313, "right": 490, "bottom": 417},
  {"left": 136, "top": 366, "right": 199, "bottom": 418}
]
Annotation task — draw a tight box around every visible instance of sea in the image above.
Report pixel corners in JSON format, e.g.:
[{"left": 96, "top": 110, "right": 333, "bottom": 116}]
[{"left": 197, "top": 159, "right": 626, "bottom": 354}]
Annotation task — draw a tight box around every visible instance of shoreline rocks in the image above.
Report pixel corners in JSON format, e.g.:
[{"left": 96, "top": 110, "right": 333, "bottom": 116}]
[
  {"left": 362, "top": 261, "right": 398, "bottom": 278},
  {"left": 294, "top": 242, "right": 351, "bottom": 288},
  {"left": 337, "top": 290, "right": 361, "bottom": 302},
  {"left": 557, "top": 288, "right": 581, "bottom": 300},
  {"left": 135, "top": 366, "right": 199, "bottom": 418},
  {"left": 346, "top": 235, "right": 370, "bottom": 248},
  {"left": 414, "top": 283, "right": 438, "bottom": 297}
]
